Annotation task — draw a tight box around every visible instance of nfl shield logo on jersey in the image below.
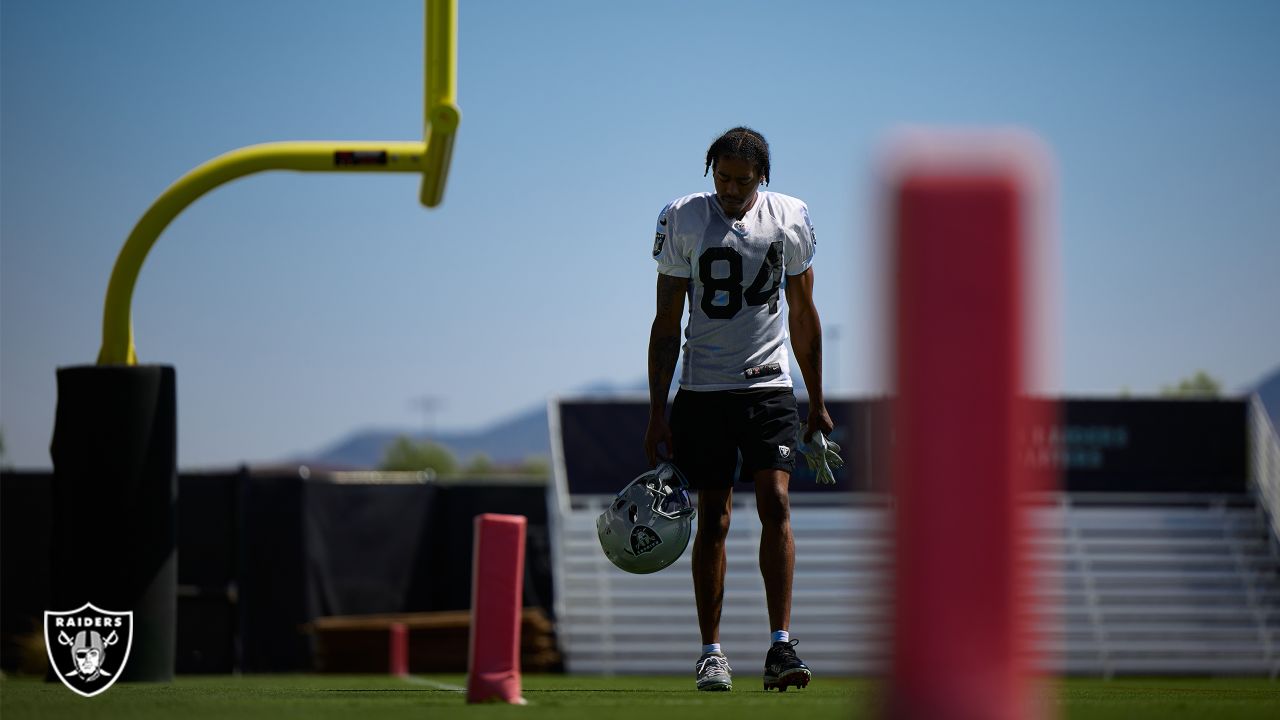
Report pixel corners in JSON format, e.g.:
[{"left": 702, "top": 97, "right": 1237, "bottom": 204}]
[{"left": 44, "top": 603, "right": 133, "bottom": 697}]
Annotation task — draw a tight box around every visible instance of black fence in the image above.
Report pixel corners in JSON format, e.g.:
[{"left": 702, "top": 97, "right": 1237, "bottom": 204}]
[{"left": 1, "top": 469, "right": 552, "bottom": 674}]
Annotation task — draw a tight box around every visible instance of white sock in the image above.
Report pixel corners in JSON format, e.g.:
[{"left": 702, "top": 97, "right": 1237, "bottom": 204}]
[
  {"left": 772, "top": 630, "right": 789, "bottom": 644},
  {"left": 702, "top": 643, "right": 721, "bottom": 655}
]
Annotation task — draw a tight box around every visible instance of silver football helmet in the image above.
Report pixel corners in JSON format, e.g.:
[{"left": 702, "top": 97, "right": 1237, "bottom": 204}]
[{"left": 596, "top": 462, "right": 696, "bottom": 574}]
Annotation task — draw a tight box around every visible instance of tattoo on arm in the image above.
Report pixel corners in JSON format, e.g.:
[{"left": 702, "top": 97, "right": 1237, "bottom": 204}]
[
  {"left": 649, "top": 275, "right": 686, "bottom": 411},
  {"left": 789, "top": 300, "right": 824, "bottom": 404},
  {"left": 649, "top": 332, "right": 680, "bottom": 392},
  {"left": 808, "top": 333, "right": 822, "bottom": 375}
]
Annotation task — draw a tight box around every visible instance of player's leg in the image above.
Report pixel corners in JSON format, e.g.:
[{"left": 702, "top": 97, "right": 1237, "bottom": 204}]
[
  {"left": 671, "top": 389, "right": 737, "bottom": 690},
  {"left": 691, "top": 487, "right": 733, "bottom": 690},
  {"left": 693, "top": 485, "right": 733, "bottom": 645},
  {"left": 753, "top": 469, "right": 793, "bottom": 635},
  {"left": 754, "top": 467, "right": 810, "bottom": 691},
  {"left": 742, "top": 389, "right": 800, "bottom": 633},
  {"left": 740, "top": 389, "right": 811, "bottom": 691}
]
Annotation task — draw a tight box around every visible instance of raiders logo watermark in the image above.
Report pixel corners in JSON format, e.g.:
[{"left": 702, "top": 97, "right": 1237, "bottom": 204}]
[{"left": 44, "top": 603, "right": 133, "bottom": 697}]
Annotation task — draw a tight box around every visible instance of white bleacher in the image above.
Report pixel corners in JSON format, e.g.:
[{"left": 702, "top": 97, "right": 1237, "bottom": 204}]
[
  {"left": 553, "top": 495, "right": 891, "bottom": 675},
  {"left": 551, "top": 492, "right": 1280, "bottom": 677},
  {"left": 1038, "top": 495, "right": 1280, "bottom": 676}
]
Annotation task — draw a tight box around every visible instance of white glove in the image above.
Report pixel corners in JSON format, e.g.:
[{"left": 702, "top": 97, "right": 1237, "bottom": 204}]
[{"left": 798, "top": 423, "right": 843, "bottom": 485}]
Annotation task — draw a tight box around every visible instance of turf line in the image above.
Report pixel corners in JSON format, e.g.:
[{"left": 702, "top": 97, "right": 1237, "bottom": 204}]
[{"left": 400, "top": 675, "right": 465, "bottom": 692}]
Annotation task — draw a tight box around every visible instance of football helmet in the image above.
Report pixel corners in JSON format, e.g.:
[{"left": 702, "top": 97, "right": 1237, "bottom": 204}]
[{"left": 596, "top": 462, "right": 696, "bottom": 574}]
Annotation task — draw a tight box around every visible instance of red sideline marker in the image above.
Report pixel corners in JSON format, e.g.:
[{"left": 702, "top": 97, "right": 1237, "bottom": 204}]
[
  {"left": 388, "top": 622, "right": 408, "bottom": 677},
  {"left": 883, "top": 130, "right": 1055, "bottom": 720},
  {"left": 467, "top": 513, "right": 528, "bottom": 705}
]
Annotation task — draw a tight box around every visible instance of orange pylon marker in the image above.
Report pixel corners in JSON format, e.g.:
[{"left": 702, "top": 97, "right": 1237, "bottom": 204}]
[{"left": 466, "top": 513, "right": 528, "bottom": 705}]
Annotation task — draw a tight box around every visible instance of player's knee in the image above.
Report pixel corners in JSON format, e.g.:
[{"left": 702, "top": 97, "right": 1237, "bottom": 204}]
[
  {"left": 696, "top": 506, "right": 731, "bottom": 543},
  {"left": 756, "top": 489, "right": 790, "bottom": 528}
]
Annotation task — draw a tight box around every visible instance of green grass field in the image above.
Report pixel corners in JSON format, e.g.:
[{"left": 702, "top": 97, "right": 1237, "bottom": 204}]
[{"left": 2, "top": 674, "right": 1278, "bottom": 719}]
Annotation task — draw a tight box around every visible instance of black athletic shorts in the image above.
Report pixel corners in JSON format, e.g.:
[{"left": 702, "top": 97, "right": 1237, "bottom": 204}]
[{"left": 669, "top": 387, "right": 799, "bottom": 489}]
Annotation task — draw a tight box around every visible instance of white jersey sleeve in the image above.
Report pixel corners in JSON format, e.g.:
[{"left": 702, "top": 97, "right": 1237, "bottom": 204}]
[
  {"left": 652, "top": 202, "right": 691, "bottom": 278},
  {"left": 785, "top": 202, "right": 817, "bottom": 276}
]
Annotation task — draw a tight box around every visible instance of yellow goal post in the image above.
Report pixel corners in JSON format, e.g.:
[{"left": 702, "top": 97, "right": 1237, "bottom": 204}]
[{"left": 97, "top": 0, "right": 458, "bottom": 366}]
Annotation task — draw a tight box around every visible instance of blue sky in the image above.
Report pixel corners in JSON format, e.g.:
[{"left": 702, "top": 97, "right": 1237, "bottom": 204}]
[{"left": 2, "top": 0, "right": 1278, "bottom": 469}]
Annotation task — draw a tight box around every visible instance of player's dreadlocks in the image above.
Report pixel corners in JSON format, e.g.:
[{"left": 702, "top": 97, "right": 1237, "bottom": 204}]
[{"left": 704, "top": 126, "right": 771, "bottom": 186}]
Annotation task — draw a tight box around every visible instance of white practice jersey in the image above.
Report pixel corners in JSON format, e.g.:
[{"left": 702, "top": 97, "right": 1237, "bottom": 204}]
[{"left": 653, "top": 191, "right": 817, "bottom": 391}]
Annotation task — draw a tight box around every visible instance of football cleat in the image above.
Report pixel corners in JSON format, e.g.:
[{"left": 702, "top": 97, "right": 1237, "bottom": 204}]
[
  {"left": 695, "top": 652, "right": 733, "bottom": 691},
  {"left": 763, "top": 639, "right": 811, "bottom": 692}
]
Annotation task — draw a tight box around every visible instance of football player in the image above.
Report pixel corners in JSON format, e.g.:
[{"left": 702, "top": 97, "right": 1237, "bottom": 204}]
[{"left": 643, "top": 126, "right": 834, "bottom": 692}]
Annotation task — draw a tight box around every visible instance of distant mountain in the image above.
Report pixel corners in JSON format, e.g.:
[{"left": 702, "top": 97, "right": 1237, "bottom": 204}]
[
  {"left": 308, "top": 407, "right": 550, "bottom": 469},
  {"left": 301, "top": 377, "right": 649, "bottom": 469}
]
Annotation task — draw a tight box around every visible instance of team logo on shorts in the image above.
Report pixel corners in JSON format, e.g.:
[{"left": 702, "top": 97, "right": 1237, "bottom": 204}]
[
  {"left": 44, "top": 603, "right": 133, "bottom": 697},
  {"left": 778, "top": 445, "right": 792, "bottom": 459},
  {"left": 652, "top": 232, "right": 666, "bottom": 257}
]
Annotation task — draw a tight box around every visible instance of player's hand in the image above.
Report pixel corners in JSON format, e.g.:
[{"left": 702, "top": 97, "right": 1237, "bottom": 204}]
[
  {"left": 644, "top": 415, "right": 675, "bottom": 467},
  {"left": 803, "top": 404, "right": 834, "bottom": 442},
  {"left": 798, "top": 421, "right": 843, "bottom": 486}
]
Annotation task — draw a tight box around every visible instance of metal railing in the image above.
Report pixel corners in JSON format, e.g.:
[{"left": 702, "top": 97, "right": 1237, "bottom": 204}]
[{"left": 1249, "top": 395, "right": 1280, "bottom": 551}]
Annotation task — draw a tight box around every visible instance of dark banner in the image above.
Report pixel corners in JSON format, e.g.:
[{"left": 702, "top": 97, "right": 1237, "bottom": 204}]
[
  {"left": 304, "top": 482, "right": 442, "bottom": 618},
  {"left": 556, "top": 397, "right": 1247, "bottom": 495},
  {"left": 1050, "top": 399, "right": 1246, "bottom": 492}
]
